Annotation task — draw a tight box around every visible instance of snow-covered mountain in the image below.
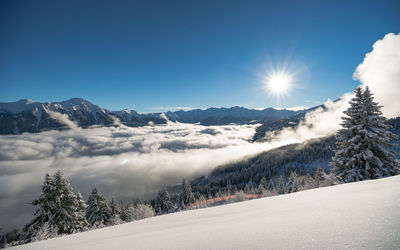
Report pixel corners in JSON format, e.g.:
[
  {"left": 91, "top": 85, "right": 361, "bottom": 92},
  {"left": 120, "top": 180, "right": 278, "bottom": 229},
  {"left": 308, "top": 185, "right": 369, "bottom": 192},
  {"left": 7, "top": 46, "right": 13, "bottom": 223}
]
[
  {"left": 164, "top": 106, "right": 297, "bottom": 125},
  {"left": 12, "top": 175, "right": 400, "bottom": 250},
  {"left": 0, "top": 99, "right": 163, "bottom": 134},
  {"left": 0, "top": 99, "right": 298, "bottom": 134}
]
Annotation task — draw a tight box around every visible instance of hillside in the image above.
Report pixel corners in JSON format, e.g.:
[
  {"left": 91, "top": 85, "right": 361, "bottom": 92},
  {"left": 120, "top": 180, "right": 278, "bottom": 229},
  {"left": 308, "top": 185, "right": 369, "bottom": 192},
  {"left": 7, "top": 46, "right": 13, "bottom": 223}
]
[
  {"left": 192, "top": 116, "right": 400, "bottom": 195},
  {"left": 191, "top": 136, "right": 336, "bottom": 195},
  {"left": 12, "top": 175, "right": 400, "bottom": 250}
]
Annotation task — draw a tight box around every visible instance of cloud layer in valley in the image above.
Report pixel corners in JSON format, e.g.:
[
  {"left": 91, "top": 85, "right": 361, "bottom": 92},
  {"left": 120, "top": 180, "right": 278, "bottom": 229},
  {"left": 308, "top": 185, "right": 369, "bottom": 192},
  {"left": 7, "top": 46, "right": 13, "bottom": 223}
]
[{"left": 0, "top": 122, "right": 308, "bottom": 231}]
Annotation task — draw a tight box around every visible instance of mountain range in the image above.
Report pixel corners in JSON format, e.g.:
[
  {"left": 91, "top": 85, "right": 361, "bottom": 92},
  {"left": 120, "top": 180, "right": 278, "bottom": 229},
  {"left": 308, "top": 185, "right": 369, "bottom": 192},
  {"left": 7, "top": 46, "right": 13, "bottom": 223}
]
[{"left": 0, "top": 98, "right": 301, "bottom": 134}]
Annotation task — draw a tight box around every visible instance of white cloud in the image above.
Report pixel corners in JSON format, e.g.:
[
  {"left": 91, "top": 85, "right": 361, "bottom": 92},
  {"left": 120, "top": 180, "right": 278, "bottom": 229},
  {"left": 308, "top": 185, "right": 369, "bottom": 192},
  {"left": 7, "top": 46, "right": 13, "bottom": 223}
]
[
  {"left": 46, "top": 110, "right": 78, "bottom": 129},
  {"left": 268, "top": 94, "right": 352, "bottom": 143},
  {"left": 353, "top": 32, "right": 400, "bottom": 118}
]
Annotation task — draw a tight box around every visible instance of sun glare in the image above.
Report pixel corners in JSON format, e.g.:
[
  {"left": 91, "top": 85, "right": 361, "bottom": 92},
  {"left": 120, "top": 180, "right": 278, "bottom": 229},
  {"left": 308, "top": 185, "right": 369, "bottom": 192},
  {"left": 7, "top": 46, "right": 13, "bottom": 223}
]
[{"left": 265, "top": 72, "right": 292, "bottom": 96}]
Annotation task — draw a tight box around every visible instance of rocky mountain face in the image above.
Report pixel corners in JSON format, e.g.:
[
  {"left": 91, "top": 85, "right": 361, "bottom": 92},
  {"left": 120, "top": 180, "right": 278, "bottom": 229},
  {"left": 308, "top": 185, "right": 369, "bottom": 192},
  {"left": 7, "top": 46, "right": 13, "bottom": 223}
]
[{"left": 0, "top": 99, "right": 298, "bottom": 134}]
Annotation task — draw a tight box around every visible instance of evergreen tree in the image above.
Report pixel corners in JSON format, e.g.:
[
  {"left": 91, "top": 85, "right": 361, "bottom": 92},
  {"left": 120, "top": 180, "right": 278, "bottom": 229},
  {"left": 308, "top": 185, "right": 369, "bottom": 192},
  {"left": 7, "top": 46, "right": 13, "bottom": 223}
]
[
  {"left": 24, "top": 171, "right": 86, "bottom": 241},
  {"left": 314, "top": 166, "right": 326, "bottom": 185},
  {"left": 301, "top": 173, "right": 317, "bottom": 190},
  {"left": 154, "top": 188, "right": 172, "bottom": 215},
  {"left": 28, "top": 222, "right": 58, "bottom": 242},
  {"left": 267, "top": 179, "right": 276, "bottom": 194},
  {"left": 276, "top": 176, "right": 285, "bottom": 194},
  {"left": 86, "top": 188, "right": 111, "bottom": 227},
  {"left": 109, "top": 197, "right": 121, "bottom": 218},
  {"left": 256, "top": 183, "right": 266, "bottom": 195},
  {"left": 244, "top": 178, "right": 254, "bottom": 194},
  {"left": 285, "top": 172, "right": 299, "bottom": 193},
  {"left": 108, "top": 197, "right": 123, "bottom": 225},
  {"left": 331, "top": 87, "right": 399, "bottom": 182},
  {"left": 132, "top": 203, "right": 155, "bottom": 220},
  {"left": 51, "top": 171, "right": 85, "bottom": 234},
  {"left": 260, "top": 177, "right": 267, "bottom": 189},
  {"left": 123, "top": 204, "right": 136, "bottom": 222},
  {"left": 226, "top": 180, "right": 232, "bottom": 195},
  {"left": 24, "top": 173, "right": 57, "bottom": 241},
  {"left": 75, "top": 192, "right": 89, "bottom": 231},
  {"left": 179, "top": 179, "right": 195, "bottom": 209}
]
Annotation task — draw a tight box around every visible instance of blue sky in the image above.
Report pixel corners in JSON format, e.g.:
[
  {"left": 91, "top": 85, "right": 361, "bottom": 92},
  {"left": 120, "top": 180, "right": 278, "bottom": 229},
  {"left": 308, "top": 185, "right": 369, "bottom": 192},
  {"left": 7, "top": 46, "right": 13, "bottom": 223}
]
[{"left": 1, "top": 0, "right": 399, "bottom": 112}]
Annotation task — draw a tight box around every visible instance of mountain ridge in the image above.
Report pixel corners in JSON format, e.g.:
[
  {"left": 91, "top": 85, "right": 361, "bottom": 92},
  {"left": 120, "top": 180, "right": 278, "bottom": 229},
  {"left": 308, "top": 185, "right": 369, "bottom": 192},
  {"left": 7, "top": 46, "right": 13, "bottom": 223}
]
[{"left": 0, "top": 98, "right": 300, "bottom": 134}]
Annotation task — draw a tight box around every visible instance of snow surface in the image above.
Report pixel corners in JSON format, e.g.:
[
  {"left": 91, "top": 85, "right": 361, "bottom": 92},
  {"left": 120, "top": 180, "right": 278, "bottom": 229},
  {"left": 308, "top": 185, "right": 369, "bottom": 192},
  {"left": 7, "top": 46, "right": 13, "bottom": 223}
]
[{"left": 13, "top": 175, "right": 400, "bottom": 250}]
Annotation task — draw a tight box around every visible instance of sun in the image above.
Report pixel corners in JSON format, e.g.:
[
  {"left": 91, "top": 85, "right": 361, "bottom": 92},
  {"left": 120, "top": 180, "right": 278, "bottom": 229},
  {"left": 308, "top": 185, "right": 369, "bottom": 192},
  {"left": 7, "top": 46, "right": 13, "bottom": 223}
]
[{"left": 266, "top": 73, "right": 292, "bottom": 95}]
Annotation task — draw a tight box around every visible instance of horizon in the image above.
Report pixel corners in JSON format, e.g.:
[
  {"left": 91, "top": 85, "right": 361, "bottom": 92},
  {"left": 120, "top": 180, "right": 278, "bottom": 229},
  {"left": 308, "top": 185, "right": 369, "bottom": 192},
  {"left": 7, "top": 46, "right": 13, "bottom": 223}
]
[{"left": 0, "top": 97, "right": 311, "bottom": 113}]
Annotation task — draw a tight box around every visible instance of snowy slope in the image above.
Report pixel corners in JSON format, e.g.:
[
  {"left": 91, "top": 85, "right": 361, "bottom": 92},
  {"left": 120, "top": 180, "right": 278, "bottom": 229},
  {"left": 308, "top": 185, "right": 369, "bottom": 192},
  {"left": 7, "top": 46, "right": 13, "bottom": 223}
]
[{"left": 13, "top": 175, "right": 400, "bottom": 250}]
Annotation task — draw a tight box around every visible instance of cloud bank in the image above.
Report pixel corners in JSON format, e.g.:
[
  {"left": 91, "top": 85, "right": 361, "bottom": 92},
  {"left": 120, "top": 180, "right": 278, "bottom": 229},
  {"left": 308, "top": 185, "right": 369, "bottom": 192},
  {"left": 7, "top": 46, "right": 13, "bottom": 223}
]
[
  {"left": 353, "top": 32, "right": 400, "bottom": 118},
  {"left": 0, "top": 122, "right": 307, "bottom": 231}
]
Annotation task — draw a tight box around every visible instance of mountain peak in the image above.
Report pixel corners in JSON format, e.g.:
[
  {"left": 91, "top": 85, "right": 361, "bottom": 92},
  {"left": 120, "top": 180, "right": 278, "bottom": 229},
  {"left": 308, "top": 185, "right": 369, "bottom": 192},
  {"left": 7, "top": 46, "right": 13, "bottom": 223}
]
[
  {"left": 63, "top": 98, "right": 91, "bottom": 105},
  {"left": 18, "top": 98, "right": 36, "bottom": 104}
]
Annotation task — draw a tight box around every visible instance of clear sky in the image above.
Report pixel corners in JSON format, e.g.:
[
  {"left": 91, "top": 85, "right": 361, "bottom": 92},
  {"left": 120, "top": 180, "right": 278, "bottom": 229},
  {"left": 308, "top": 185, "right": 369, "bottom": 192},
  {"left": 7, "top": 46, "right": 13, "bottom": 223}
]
[{"left": 1, "top": 0, "right": 399, "bottom": 112}]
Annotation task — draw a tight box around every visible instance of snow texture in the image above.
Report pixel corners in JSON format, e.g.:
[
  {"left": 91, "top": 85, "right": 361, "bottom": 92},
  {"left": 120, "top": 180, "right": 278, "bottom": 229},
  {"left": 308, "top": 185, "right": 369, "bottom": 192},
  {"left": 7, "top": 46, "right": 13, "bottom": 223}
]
[{"left": 12, "top": 175, "right": 400, "bottom": 250}]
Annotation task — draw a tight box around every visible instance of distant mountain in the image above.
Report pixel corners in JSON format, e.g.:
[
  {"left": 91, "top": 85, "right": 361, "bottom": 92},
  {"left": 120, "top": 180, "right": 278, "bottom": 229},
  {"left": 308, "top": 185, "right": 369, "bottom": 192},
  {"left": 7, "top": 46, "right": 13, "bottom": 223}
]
[
  {"left": 0, "top": 98, "right": 166, "bottom": 134},
  {"left": 161, "top": 106, "right": 298, "bottom": 125},
  {"left": 0, "top": 99, "right": 298, "bottom": 134}
]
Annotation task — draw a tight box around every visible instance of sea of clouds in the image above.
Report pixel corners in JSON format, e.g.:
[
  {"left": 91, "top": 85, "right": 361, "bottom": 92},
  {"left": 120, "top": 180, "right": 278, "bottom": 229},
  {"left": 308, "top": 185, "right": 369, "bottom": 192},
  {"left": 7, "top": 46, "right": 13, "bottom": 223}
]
[
  {"left": 0, "top": 122, "right": 307, "bottom": 231},
  {"left": 0, "top": 32, "right": 399, "bottom": 232}
]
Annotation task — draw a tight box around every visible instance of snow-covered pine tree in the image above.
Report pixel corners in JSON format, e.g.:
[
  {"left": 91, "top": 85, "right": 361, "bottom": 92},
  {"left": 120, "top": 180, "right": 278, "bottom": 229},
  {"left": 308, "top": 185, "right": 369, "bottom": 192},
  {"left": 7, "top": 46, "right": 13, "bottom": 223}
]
[
  {"left": 28, "top": 222, "right": 58, "bottom": 242},
  {"left": 267, "top": 179, "right": 276, "bottom": 194},
  {"left": 276, "top": 176, "right": 285, "bottom": 194},
  {"left": 313, "top": 166, "right": 326, "bottom": 185},
  {"left": 256, "top": 183, "right": 266, "bottom": 195},
  {"left": 361, "top": 86, "right": 399, "bottom": 176},
  {"left": 108, "top": 197, "right": 123, "bottom": 225},
  {"left": 75, "top": 192, "right": 89, "bottom": 231},
  {"left": 226, "top": 180, "right": 232, "bottom": 195},
  {"left": 179, "top": 179, "right": 195, "bottom": 210},
  {"left": 119, "top": 203, "right": 130, "bottom": 222},
  {"left": 331, "top": 87, "right": 399, "bottom": 182},
  {"left": 300, "top": 173, "right": 317, "bottom": 190},
  {"left": 132, "top": 203, "right": 155, "bottom": 220},
  {"left": 85, "top": 188, "right": 111, "bottom": 227},
  {"left": 123, "top": 203, "right": 136, "bottom": 222},
  {"left": 24, "top": 171, "right": 85, "bottom": 241},
  {"left": 285, "top": 172, "right": 299, "bottom": 193},
  {"left": 154, "top": 188, "right": 172, "bottom": 215},
  {"left": 51, "top": 170, "right": 85, "bottom": 234},
  {"left": 244, "top": 178, "right": 254, "bottom": 194},
  {"left": 24, "top": 173, "right": 57, "bottom": 241},
  {"left": 260, "top": 177, "right": 267, "bottom": 189}
]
